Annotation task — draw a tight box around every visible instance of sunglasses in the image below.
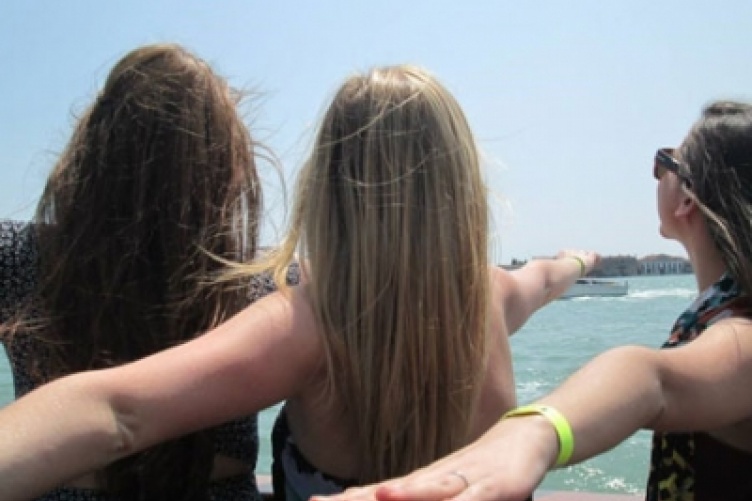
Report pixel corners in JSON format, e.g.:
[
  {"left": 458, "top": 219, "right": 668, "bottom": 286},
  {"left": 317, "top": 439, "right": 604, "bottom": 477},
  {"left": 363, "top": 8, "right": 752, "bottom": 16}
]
[{"left": 654, "top": 148, "right": 690, "bottom": 184}]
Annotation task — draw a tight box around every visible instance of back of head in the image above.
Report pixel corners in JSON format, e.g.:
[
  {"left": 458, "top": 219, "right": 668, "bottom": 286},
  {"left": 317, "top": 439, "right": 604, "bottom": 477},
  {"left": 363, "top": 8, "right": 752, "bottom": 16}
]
[
  {"left": 288, "top": 65, "right": 489, "bottom": 481},
  {"left": 680, "top": 101, "right": 752, "bottom": 294},
  {"left": 28, "top": 43, "right": 260, "bottom": 499},
  {"left": 35, "top": 43, "right": 260, "bottom": 370}
]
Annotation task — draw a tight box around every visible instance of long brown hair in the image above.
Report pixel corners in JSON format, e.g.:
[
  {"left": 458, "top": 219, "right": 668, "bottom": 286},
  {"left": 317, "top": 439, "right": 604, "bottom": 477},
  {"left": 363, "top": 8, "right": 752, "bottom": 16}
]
[
  {"left": 11, "top": 44, "right": 261, "bottom": 499},
  {"left": 680, "top": 101, "right": 752, "bottom": 295},
  {"left": 263, "top": 65, "right": 489, "bottom": 482}
]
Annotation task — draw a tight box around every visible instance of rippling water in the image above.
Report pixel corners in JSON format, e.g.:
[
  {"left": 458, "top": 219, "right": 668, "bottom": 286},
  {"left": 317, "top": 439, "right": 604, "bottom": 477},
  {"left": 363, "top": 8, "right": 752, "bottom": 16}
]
[
  {"left": 0, "top": 274, "right": 697, "bottom": 494},
  {"left": 514, "top": 274, "right": 696, "bottom": 494}
]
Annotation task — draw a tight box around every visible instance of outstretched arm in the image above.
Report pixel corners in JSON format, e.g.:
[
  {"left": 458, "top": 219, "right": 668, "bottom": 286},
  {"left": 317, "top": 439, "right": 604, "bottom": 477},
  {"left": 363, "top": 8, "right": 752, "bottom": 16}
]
[
  {"left": 316, "top": 316, "right": 752, "bottom": 501},
  {"left": 0, "top": 287, "right": 320, "bottom": 500},
  {"left": 496, "top": 250, "right": 599, "bottom": 335}
]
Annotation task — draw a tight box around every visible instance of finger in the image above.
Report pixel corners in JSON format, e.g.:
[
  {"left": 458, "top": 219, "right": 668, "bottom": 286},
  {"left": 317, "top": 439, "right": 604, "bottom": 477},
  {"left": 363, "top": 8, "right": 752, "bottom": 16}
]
[{"left": 375, "top": 472, "right": 468, "bottom": 501}]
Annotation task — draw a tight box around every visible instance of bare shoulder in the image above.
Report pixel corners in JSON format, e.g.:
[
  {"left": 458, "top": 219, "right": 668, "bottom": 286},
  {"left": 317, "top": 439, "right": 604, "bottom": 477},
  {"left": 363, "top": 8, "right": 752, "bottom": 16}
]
[
  {"left": 487, "top": 264, "right": 532, "bottom": 317},
  {"left": 700, "top": 314, "right": 752, "bottom": 355},
  {"left": 657, "top": 313, "right": 752, "bottom": 388},
  {"left": 702, "top": 313, "right": 752, "bottom": 343},
  {"left": 652, "top": 315, "right": 752, "bottom": 430},
  {"left": 488, "top": 264, "right": 509, "bottom": 281},
  {"left": 488, "top": 265, "right": 515, "bottom": 296}
]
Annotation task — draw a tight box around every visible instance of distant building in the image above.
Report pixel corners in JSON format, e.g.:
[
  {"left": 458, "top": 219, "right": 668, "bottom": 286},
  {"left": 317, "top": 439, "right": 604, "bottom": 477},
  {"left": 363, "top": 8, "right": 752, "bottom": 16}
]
[
  {"left": 499, "top": 253, "right": 692, "bottom": 277},
  {"left": 639, "top": 254, "right": 692, "bottom": 275},
  {"left": 590, "top": 255, "right": 640, "bottom": 277}
]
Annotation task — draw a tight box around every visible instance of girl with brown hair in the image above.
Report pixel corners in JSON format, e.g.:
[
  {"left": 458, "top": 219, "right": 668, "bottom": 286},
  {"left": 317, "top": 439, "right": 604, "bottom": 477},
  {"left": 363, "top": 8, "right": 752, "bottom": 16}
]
[{"left": 0, "top": 43, "right": 279, "bottom": 500}]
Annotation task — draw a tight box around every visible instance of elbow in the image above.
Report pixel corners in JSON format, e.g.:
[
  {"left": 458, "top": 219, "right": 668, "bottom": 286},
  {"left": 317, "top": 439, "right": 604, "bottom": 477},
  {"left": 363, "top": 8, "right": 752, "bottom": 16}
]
[
  {"left": 107, "top": 392, "right": 144, "bottom": 459},
  {"left": 517, "top": 260, "right": 557, "bottom": 306},
  {"left": 629, "top": 346, "right": 669, "bottom": 429},
  {"left": 110, "top": 406, "right": 138, "bottom": 458},
  {"left": 76, "top": 371, "right": 141, "bottom": 460},
  {"left": 603, "top": 346, "right": 667, "bottom": 428},
  {"left": 533, "top": 260, "right": 563, "bottom": 305}
]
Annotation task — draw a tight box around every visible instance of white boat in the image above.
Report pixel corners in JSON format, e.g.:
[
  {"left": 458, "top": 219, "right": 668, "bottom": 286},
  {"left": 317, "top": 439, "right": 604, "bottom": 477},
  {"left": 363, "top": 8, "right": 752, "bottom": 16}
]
[{"left": 559, "top": 278, "right": 628, "bottom": 299}]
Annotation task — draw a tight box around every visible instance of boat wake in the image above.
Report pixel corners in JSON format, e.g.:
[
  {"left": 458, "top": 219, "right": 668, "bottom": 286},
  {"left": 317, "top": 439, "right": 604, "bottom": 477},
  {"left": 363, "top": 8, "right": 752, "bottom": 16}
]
[
  {"left": 629, "top": 288, "right": 696, "bottom": 299},
  {"left": 566, "top": 295, "right": 630, "bottom": 302}
]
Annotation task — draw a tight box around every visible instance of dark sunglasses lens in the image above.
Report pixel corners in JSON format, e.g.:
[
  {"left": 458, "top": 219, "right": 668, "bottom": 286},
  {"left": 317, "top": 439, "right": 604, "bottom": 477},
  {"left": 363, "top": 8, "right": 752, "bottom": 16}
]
[
  {"left": 654, "top": 149, "right": 678, "bottom": 180},
  {"left": 653, "top": 162, "right": 665, "bottom": 180}
]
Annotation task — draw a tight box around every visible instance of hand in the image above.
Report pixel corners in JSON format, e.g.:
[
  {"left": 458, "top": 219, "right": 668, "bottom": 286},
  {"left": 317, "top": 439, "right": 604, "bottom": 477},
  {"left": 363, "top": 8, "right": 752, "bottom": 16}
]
[
  {"left": 556, "top": 250, "right": 600, "bottom": 276},
  {"left": 313, "top": 417, "right": 555, "bottom": 501}
]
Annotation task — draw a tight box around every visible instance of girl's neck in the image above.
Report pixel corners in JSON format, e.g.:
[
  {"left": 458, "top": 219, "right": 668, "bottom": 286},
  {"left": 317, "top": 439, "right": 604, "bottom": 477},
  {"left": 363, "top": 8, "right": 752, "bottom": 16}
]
[{"left": 685, "top": 239, "right": 727, "bottom": 292}]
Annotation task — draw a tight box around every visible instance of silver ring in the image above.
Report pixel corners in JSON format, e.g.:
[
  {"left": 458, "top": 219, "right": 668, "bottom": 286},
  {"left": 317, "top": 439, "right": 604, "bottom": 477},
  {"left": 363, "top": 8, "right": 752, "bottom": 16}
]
[{"left": 450, "top": 471, "right": 470, "bottom": 489}]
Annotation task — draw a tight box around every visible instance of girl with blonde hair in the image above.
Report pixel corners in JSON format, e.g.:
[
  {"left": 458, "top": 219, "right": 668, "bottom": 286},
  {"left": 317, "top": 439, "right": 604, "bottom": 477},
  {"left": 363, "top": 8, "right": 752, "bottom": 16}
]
[
  {"left": 0, "top": 65, "right": 596, "bottom": 501},
  {"left": 318, "top": 101, "right": 752, "bottom": 501}
]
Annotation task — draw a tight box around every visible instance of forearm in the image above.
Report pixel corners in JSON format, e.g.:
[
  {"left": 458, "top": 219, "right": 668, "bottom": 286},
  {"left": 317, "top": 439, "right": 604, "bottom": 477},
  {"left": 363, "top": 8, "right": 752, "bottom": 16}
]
[
  {"left": 333, "top": 349, "right": 669, "bottom": 501},
  {"left": 533, "top": 346, "right": 664, "bottom": 464},
  {"left": 498, "top": 252, "right": 596, "bottom": 336},
  {"left": 0, "top": 372, "right": 124, "bottom": 500},
  {"left": 540, "top": 257, "right": 584, "bottom": 303},
  {"left": 518, "top": 255, "right": 584, "bottom": 306}
]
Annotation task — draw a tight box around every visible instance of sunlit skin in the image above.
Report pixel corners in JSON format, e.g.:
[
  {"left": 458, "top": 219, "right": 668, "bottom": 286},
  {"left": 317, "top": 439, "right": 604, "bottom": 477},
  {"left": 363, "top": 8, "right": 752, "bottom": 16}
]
[
  {"left": 0, "top": 65, "right": 602, "bottom": 501},
  {"left": 314, "top": 110, "right": 752, "bottom": 501}
]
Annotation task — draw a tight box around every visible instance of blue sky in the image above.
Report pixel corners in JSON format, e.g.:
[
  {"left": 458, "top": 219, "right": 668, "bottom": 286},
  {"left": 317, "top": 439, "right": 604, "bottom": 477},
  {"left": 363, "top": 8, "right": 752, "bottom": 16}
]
[{"left": 2, "top": 1, "right": 751, "bottom": 263}]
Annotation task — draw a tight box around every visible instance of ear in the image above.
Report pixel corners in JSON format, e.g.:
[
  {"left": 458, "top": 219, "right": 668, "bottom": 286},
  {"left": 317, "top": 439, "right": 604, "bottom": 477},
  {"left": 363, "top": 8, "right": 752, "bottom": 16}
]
[{"left": 674, "top": 195, "right": 695, "bottom": 218}]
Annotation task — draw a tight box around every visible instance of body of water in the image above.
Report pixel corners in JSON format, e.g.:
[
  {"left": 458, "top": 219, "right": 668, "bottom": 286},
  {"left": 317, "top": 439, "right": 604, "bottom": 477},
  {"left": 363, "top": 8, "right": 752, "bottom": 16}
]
[{"left": 0, "top": 273, "right": 697, "bottom": 495}]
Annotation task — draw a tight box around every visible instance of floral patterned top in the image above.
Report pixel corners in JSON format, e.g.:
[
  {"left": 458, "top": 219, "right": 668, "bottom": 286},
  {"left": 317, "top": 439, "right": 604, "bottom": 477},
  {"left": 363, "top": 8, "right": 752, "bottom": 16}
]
[
  {"left": 0, "top": 219, "right": 298, "bottom": 501},
  {"left": 646, "top": 273, "right": 752, "bottom": 501}
]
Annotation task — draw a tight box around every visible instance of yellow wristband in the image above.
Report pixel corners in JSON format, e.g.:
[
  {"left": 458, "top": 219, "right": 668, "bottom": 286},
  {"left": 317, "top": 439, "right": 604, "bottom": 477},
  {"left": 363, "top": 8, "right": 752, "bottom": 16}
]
[
  {"left": 502, "top": 404, "right": 574, "bottom": 467},
  {"left": 568, "top": 256, "right": 586, "bottom": 277}
]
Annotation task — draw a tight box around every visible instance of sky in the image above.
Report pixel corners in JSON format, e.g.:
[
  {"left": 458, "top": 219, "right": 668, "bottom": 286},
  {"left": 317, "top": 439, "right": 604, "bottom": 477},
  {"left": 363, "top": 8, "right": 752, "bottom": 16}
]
[{"left": 2, "top": 1, "right": 751, "bottom": 263}]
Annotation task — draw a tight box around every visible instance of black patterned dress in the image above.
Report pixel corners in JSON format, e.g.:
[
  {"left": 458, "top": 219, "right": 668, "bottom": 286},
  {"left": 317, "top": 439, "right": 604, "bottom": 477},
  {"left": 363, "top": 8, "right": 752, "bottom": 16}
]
[
  {"left": 0, "top": 219, "right": 297, "bottom": 501},
  {"left": 646, "top": 273, "right": 752, "bottom": 501}
]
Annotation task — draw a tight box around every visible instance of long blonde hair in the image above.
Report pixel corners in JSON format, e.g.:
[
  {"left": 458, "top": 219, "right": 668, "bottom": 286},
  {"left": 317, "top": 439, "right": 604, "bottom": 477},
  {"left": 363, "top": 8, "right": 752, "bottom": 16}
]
[{"left": 268, "top": 65, "right": 489, "bottom": 481}]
